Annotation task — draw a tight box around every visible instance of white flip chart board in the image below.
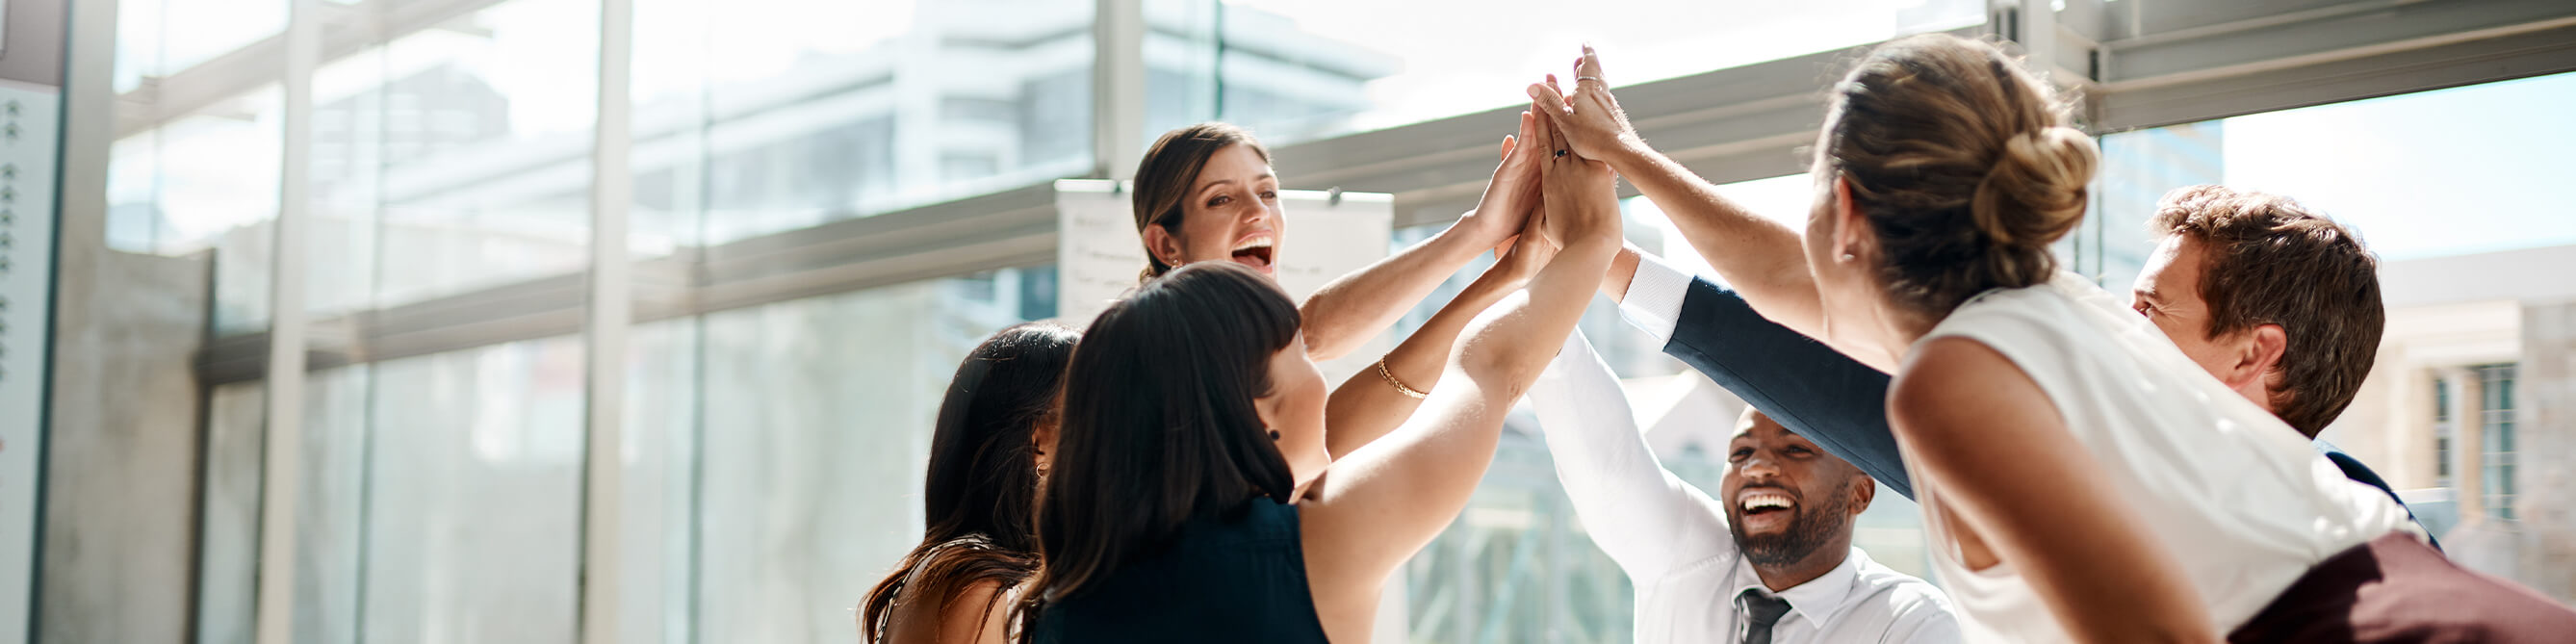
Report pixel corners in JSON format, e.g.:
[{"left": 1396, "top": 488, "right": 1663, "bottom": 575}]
[{"left": 1054, "top": 179, "right": 1394, "bottom": 384}]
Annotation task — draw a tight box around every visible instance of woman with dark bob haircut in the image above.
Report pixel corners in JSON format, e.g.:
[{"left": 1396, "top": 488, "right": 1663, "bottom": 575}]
[
  {"left": 1022, "top": 104, "right": 1621, "bottom": 642},
  {"left": 862, "top": 322, "right": 1078, "bottom": 644}
]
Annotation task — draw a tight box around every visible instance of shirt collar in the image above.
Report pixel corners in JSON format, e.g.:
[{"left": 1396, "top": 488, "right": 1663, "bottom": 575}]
[{"left": 1729, "top": 547, "right": 1866, "bottom": 627}]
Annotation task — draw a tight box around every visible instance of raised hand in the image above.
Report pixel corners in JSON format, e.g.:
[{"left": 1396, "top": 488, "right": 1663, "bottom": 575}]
[
  {"left": 1529, "top": 45, "right": 1642, "bottom": 164},
  {"left": 1462, "top": 109, "right": 1549, "bottom": 248},
  {"left": 1525, "top": 91, "right": 1620, "bottom": 250}
]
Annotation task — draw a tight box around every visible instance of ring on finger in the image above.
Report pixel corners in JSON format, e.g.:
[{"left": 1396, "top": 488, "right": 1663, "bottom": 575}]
[{"left": 1576, "top": 75, "right": 1604, "bottom": 84}]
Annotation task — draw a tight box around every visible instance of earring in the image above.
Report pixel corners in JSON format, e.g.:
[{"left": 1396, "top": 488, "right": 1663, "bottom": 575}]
[
  {"left": 1839, "top": 252, "right": 1856, "bottom": 263},
  {"left": 1269, "top": 429, "right": 1281, "bottom": 441}
]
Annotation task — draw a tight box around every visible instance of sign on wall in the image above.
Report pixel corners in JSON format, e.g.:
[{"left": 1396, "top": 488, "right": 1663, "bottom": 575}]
[
  {"left": 0, "top": 82, "right": 56, "bottom": 644},
  {"left": 1054, "top": 179, "right": 1394, "bottom": 384}
]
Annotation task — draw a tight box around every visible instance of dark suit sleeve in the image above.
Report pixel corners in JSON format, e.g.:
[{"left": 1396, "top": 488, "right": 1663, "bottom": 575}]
[
  {"left": 2323, "top": 449, "right": 2438, "bottom": 552},
  {"left": 1661, "top": 276, "right": 1915, "bottom": 501}
]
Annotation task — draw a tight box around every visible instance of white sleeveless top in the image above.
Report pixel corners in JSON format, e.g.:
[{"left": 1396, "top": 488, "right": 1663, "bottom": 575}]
[{"left": 1907, "top": 271, "right": 2417, "bottom": 642}]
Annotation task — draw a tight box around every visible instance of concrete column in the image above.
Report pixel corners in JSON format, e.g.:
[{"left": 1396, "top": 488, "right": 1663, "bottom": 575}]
[
  {"left": 36, "top": 0, "right": 219, "bottom": 641},
  {"left": 2449, "top": 367, "right": 2486, "bottom": 521},
  {"left": 2515, "top": 301, "right": 2576, "bottom": 602}
]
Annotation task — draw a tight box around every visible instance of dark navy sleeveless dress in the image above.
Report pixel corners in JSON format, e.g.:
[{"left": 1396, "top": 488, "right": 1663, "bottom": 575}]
[{"left": 1030, "top": 498, "right": 1331, "bottom": 643}]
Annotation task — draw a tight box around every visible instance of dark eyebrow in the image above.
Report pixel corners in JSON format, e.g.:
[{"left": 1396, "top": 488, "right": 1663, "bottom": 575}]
[{"left": 1194, "top": 173, "right": 1277, "bottom": 196}]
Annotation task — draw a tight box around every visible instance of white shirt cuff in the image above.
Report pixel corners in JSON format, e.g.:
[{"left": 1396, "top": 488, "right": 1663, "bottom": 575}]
[{"left": 1617, "top": 252, "right": 1693, "bottom": 347}]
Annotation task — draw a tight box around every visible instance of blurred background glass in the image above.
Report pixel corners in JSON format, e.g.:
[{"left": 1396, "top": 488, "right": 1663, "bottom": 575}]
[{"left": 89, "top": 1, "right": 2575, "bottom": 642}]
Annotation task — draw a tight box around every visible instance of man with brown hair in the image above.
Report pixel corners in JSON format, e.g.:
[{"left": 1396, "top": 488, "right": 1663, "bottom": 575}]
[
  {"left": 1596, "top": 184, "right": 2419, "bottom": 521},
  {"left": 2132, "top": 185, "right": 2384, "bottom": 439},
  {"left": 2130, "top": 185, "right": 2409, "bottom": 512}
]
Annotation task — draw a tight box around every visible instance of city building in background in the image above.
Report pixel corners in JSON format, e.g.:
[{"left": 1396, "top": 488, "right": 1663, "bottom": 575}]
[
  {"left": 28, "top": 1, "right": 2576, "bottom": 643},
  {"left": 2327, "top": 244, "right": 2576, "bottom": 598}
]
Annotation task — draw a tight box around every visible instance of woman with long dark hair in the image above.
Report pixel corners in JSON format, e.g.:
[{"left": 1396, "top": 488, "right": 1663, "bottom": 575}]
[
  {"left": 1022, "top": 106, "right": 1620, "bottom": 642},
  {"left": 860, "top": 322, "right": 1079, "bottom": 644}
]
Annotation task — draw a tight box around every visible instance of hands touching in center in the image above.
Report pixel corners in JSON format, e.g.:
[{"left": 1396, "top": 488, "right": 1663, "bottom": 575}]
[
  {"left": 1527, "top": 79, "right": 1622, "bottom": 256},
  {"left": 1464, "top": 107, "right": 1550, "bottom": 250},
  {"left": 1532, "top": 46, "right": 1645, "bottom": 167},
  {"left": 1476, "top": 46, "right": 1634, "bottom": 276}
]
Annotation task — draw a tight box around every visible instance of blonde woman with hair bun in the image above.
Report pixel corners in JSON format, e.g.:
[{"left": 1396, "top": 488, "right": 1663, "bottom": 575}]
[{"left": 1536, "top": 34, "right": 2573, "bottom": 643}]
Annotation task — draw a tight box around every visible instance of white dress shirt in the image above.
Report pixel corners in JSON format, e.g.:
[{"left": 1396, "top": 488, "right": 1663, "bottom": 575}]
[{"left": 1530, "top": 329, "right": 1959, "bottom": 644}]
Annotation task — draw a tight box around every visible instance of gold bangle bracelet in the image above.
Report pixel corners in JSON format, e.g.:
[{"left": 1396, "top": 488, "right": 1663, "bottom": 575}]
[{"left": 1377, "top": 356, "right": 1430, "bottom": 399}]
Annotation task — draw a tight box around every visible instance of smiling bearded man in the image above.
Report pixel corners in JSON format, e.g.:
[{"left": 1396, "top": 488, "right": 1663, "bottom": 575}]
[
  {"left": 1529, "top": 330, "right": 1958, "bottom": 644},
  {"left": 1726, "top": 411, "right": 1863, "bottom": 573}
]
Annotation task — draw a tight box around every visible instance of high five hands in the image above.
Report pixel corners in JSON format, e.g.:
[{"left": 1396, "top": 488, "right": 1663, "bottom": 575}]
[
  {"left": 1473, "top": 44, "right": 1635, "bottom": 276},
  {"left": 1530, "top": 45, "right": 1642, "bottom": 165},
  {"left": 1525, "top": 45, "right": 1624, "bottom": 260}
]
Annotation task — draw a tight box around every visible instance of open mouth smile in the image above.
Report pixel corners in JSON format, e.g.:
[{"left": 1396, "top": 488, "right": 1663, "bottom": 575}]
[{"left": 1230, "top": 234, "right": 1275, "bottom": 273}]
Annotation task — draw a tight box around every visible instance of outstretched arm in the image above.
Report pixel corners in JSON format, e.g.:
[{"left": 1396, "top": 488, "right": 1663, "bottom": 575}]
[
  {"left": 1300, "top": 104, "right": 1622, "bottom": 613},
  {"left": 1893, "top": 337, "right": 2218, "bottom": 643},
  {"left": 1298, "top": 112, "right": 1547, "bottom": 361},
  {"left": 1528, "top": 329, "right": 1737, "bottom": 579},
  {"left": 1540, "top": 46, "right": 1871, "bottom": 369},
  {"left": 1604, "top": 246, "right": 1915, "bottom": 500},
  {"left": 1323, "top": 224, "right": 1538, "bottom": 459}
]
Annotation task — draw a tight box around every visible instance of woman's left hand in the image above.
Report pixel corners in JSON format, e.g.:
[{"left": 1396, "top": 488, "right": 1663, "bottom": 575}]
[{"left": 1462, "top": 110, "right": 1547, "bottom": 247}]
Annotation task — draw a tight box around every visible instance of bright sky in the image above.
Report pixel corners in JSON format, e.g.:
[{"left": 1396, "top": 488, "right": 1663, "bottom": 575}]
[
  {"left": 1228, "top": 0, "right": 1981, "bottom": 131},
  {"left": 2220, "top": 71, "right": 2576, "bottom": 261}
]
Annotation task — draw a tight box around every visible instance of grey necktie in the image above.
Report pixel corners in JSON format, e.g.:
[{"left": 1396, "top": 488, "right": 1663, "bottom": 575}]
[{"left": 1739, "top": 588, "right": 1793, "bottom": 644}]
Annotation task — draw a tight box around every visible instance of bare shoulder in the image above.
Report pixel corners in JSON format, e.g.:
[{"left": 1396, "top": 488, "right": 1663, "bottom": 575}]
[
  {"left": 1890, "top": 337, "right": 2045, "bottom": 426},
  {"left": 937, "top": 580, "right": 1011, "bottom": 644},
  {"left": 873, "top": 578, "right": 1010, "bottom": 644}
]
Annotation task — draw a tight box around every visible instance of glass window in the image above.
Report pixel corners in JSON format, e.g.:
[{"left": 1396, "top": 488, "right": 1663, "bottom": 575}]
[
  {"left": 192, "top": 367, "right": 374, "bottom": 644},
  {"left": 114, "top": 0, "right": 287, "bottom": 93},
  {"left": 2434, "top": 375, "right": 2453, "bottom": 487},
  {"left": 112, "top": 0, "right": 289, "bottom": 333},
  {"left": 1149, "top": 0, "right": 1984, "bottom": 145},
  {"left": 618, "top": 318, "right": 705, "bottom": 643},
  {"left": 364, "top": 335, "right": 589, "bottom": 643},
  {"left": 194, "top": 382, "right": 264, "bottom": 644},
  {"left": 2093, "top": 70, "right": 2576, "bottom": 288},
  {"left": 634, "top": 0, "right": 1096, "bottom": 245},
  {"left": 1404, "top": 451, "right": 1610, "bottom": 642},
  {"left": 370, "top": 0, "right": 601, "bottom": 309},
  {"left": 107, "top": 86, "right": 287, "bottom": 334},
  {"left": 688, "top": 266, "right": 1051, "bottom": 641},
  {"left": 303, "top": 44, "right": 393, "bottom": 320},
  {"left": 2480, "top": 363, "right": 2517, "bottom": 520},
  {"left": 195, "top": 337, "right": 601, "bottom": 644},
  {"left": 2089, "top": 121, "right": 2220, "bottom": 288}
]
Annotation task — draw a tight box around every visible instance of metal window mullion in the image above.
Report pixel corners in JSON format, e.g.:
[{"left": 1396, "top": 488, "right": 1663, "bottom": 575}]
[
  {"left": 251, "top": 0, "right": 321, "bottom": 642},
  {"left": 1094, "top": 0, "right": 1145, "bottom": 180},
  {"left": 578, "top": 0, "right": 635, "bottom": 640}
]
